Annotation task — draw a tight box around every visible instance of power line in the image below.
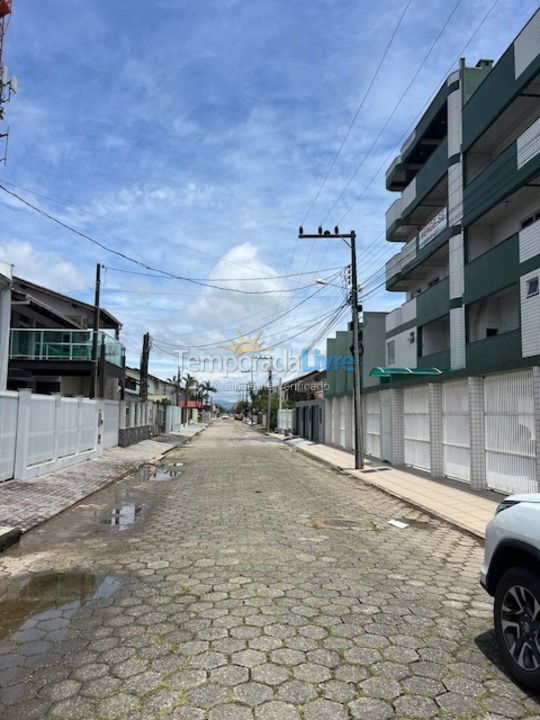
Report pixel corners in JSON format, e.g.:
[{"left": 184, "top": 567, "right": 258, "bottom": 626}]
[
  {"left": 334, "top": 0, "right": 501, "bottom": 225},
  {"left": 322, "top": 0, "right": 466, "bottom": 224},
  {"left": 299, "top": 0, "right": 414, "bottom": 227},
  {"left": 0, "top": 183, "right": 338, "bottom": 297},
  {"left": 103, "top": 263, "right": 346, "bottom": 283},
  {"left": 0, "top": 180, "right": 269, "bottom": 276}
]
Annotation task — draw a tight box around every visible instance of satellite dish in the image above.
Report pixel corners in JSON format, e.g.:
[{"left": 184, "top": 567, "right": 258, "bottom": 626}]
[{"left": 9, "top": 75, "right": 18, "bottom": 93}]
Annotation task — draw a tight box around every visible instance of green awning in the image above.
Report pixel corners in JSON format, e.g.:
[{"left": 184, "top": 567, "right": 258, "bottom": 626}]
[{"left": 369, "top": 366, "right": 446, "bottom": 377}]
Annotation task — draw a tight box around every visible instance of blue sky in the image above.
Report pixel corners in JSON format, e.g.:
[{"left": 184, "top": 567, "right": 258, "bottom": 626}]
[{"left": 0, "top": 0, "right": 537, "bottom": 401}]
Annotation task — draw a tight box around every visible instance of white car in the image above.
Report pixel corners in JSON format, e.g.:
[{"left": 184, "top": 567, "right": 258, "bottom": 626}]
[{"left": 481, "top": 494, "right": 540, "bottom": 689}]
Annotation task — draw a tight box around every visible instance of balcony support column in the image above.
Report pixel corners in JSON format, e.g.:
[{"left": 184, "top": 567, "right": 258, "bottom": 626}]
[
  {"left": 0, "top": 276, "right": 11, "bottom": 392},
  {"left": 468, "top": 376, "right": 487, "bottom": 491},
  {"left": 428, "top": 384, "right": 444, "bottom": 478}
]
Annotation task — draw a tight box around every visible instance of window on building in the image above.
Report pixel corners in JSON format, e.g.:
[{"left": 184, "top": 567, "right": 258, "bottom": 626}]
[
  {"left": 527, "top": 277, "right": 539, "bottom": 298},
  {"left": 387, "top": 340, "right": 395, "bottom": 365},
  {"left": 521, "top": 210, "right": 540, "bottom": 230}
]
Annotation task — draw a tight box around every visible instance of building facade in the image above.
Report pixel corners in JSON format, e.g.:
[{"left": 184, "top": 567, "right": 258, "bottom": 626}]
[
  {"left": 363, "top": 10, "right": 540, "bottom": 496},
  {"left": 384, "top": 9, "right": 540, "bottom": 375}
]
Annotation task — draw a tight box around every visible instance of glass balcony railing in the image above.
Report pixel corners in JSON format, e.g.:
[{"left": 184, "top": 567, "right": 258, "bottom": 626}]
[{"left": 10, "top": 329, "right": 124, "bottom": 367}]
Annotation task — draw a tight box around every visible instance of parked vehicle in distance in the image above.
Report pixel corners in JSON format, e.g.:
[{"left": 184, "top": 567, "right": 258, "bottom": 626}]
[
  {"left": 481, "top": 494, "right": 540, "bottom": 689},
  {"left": 221, "top": 414, "right": 230, "bottom": 419}
]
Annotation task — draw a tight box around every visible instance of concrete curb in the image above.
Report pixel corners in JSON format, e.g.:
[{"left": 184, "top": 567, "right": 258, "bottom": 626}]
[{"left": 290, "top": 444, "right": 485, "bottom": 543}]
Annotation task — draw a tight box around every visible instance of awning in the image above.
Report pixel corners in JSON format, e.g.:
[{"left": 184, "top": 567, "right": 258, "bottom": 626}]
[{"left": 369, "top": 366, "right": 446, "bottom": 377}]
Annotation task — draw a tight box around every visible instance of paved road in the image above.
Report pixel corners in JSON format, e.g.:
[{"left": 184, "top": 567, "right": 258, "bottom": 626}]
[{"left": 0, "top": 420, "right": 538, "bottom": 719}]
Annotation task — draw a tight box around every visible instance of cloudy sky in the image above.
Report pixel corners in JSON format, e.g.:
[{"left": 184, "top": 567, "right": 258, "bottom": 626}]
[{"left": 0, "top": 0, "right": 536, "bottom": 401}]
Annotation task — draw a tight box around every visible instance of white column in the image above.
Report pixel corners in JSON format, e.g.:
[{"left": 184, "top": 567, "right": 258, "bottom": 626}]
[
  {"left": 391, "top": 388, "right": 404, "bottom": 465},
  {"left": 14, "top": 389, "right": 31, "bottom": 479},
  {"left": 468, "top": 376, "right": 487, "bottom": 491},
  {"left": 0, "top": 268, "right": 12, "bottom": 392},
  {"left": 533, "top": 367, "right": 540, "bottom": 491},
  {"left": 429, "top": 384, "right": 443, "bottom": 477}
]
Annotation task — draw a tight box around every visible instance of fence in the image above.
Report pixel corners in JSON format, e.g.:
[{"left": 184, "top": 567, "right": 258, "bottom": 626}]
[
  {"left": 366, "top": 393, "right": 381, "bottom": 458},
  {"left": 0, "top": 391, "right": 158, "bottom": 482},
  {"left": 322, "top": 367, "right": 540, "bottom": 494},
  {"left": 484, "top": 370, "right": 536, "bottom": 494},
  {"left": 277, "top": 409, "right": 294, "bottom": 433},
  {"left": 442, "top": 380, "right": 470, "bottom": 482},
  {"left": 403, "top": 387, "right": 430, "bottom": 472}
]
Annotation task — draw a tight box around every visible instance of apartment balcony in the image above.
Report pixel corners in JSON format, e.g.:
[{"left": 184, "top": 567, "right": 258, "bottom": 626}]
[
  {"left": 416, "top": 277, "right": 450, "bottom": 326},
  {"left": 10, "top": 329, "right": 124, "bottom": 367},
  {"left": 385, "top": 138, "right": 448, "bottom": 241},
  {"left": 464, "top": 233, "right": 519, "bottom": 305},
  {"left": 385, "top": 208, "right": 452, "bottom": 291},
  {"left": 463, "top": 116, "right": 540, "bottom": 228},
  {"left": 462, "top": 20, "right": 540, "bottom": 153},
  {"left": 385, "top": 297, "right": 417, "bottom": 335},
  {"left": 466, "top": 328, "right": 522, "bottom": 373}
]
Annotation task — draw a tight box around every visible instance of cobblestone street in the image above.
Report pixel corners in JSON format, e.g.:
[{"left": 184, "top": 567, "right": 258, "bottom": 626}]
[{"left": 1, "top": 420, "right": 539, "bottom": 719}]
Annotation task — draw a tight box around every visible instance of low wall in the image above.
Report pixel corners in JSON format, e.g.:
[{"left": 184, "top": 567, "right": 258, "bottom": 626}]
[{"left": 119, "top": 426, "right": 152, "bottom": 447}]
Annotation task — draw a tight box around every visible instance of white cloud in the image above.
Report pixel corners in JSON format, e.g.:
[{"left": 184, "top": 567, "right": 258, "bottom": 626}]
[{"left": 0, "top": 239, "right": 88, "bottom": 293}]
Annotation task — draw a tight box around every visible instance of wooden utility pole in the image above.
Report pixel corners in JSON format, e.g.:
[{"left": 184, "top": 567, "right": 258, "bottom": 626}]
[
  {"left": 140, "top": 332, "right": 150, "bottom": 402},
  {"left": 91, "top": 263, "right": 102, "bottom": 399}
]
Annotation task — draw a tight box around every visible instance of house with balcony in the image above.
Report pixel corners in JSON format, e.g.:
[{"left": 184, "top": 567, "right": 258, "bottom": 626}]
[
  {"left": 125, "top": 366, "right": 177, "bottom": 403},
  {"left": 361, "top": 10, "right": 540, "bottom": 497},
  {"left": 7, "top": 276, "right": 125, "bottom": 399},
  {"left": 383, "top": 8, "right": 540, "bottom": 378}
]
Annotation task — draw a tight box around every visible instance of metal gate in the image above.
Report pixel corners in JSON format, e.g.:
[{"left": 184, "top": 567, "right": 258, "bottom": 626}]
[
  {"left": 403, "top": 386, "right": 430, "bottom": 471},
  {"left": 484, "top": 370, "right": 536, "bottom": 494},
  {"left": 103, "top": 401, "right": 120, "bottom": 449},
  {"left": 366, "top": 393, "right": 382, "bottom": 459},
  {"left": 442, "top": 380, "right": 470, "bottom": 482}
]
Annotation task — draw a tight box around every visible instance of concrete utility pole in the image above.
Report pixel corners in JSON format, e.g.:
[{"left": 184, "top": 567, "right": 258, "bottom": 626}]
[
  {"left": 298, "top": 226, "right": 364, "bottom": 469},
  {"left": 91, "top": 263, "right": 102, "bottom": 399},
  {"left": 266, "top": 356, "right": 273, "bottom": 433},
  {"left": 140, "top": 332, "right": 151, "bottom": 402}
]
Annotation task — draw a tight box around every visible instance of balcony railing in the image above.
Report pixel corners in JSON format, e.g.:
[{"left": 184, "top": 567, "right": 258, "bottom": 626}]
[
  {"left": 385, "top": 208, "right": 448, "bottom": 285},
  {"left": 10, "top": 329, "right": 124, "bottom": 367}
]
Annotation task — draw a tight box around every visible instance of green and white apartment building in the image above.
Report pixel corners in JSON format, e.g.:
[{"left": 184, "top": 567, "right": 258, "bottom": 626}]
[{"left": 363, "top": 9, "right": 540, "bottom": 495}]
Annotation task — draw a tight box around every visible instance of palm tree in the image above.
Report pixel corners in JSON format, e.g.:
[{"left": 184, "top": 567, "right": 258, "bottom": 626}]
[
  {"left": 181, "top": 373, "right": 198, "bottom": 423},
  {"left": 199, "top": 380, "right": 217, "bottom": 409}
]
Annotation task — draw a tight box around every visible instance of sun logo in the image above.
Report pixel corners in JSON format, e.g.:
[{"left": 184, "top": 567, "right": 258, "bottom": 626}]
[{"left": 220, "top": 330, "right": 268, "bottom": 355}]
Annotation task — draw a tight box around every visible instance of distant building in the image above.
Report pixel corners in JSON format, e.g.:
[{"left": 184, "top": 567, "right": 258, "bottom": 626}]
[{"left": 125, "top": 367, "right": 177, "bottom": 404}]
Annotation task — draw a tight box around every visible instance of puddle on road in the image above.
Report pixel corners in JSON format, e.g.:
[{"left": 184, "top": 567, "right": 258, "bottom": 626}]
[
  {"left": 132, "top": 462, "right": 183, "bottom": 483},
  {"left": 0, "top": 571, "right": 122, "bottom": 641},
  {"left": 0, "top": 571, "right": 123, "bottom": 699},
  {"left": 2, "top": 459, "right": 186, "bottom": 558}
]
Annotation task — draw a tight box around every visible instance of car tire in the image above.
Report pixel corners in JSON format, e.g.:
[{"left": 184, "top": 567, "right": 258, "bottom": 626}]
[{"left": 494, "top": 567, "right": 540, "bottom": 689}]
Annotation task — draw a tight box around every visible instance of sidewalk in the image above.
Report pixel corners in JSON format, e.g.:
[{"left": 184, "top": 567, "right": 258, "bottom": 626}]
[
  {"left": 273, "top": 435, "right": 499, "bottom": 539},
  {"left": 0, "top": 424, "right": 206, "bottom": 541}
]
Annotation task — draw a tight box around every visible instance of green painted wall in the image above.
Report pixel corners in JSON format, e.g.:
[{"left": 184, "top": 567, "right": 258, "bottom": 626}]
[
  {"left": 416, "top": 277, "right": 450, "bottom": 326},
  {"left": 402, "top": 82, "right": 448, "bottom": 164},
  {"left": 463, "top": 146, "right": 540, "bottom": 228},
  {"left": 403, "top": 137, "right": 448, "bottom": 220},
  {"left": 464, "top": 234, "right": 519, "bottom": 305},
  {"left": 466, "top": 329, "right": 522, "bottom": 372},
  {"left": 417, "top": 349, "right": 450, "bottom": 370},
  {"left": 463, "top": 47, "right": 540, "bottom": 152}
]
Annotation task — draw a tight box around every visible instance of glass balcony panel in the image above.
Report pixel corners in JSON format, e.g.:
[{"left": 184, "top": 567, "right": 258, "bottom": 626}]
[{"left": 10, "top": 329, "right": 123, "bottom": 367}]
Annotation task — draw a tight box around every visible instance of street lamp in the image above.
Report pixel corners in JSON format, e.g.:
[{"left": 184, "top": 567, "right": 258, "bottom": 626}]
[{"left": 299, "top": 226, "right": 364, "bottom": 470}]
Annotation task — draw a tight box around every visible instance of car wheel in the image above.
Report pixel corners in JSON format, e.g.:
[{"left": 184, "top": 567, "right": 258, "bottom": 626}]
[{"left": 494, "top": 567, "right": 540, "bottom": 689}]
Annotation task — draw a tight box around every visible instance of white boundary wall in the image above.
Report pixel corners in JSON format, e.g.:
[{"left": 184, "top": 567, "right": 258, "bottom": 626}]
[
  {"left": 323, "top": 366, "right": 540, "bottom": 494},
  {"left": 0, "top": 391, "right": 154, "bottom": 482}
]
